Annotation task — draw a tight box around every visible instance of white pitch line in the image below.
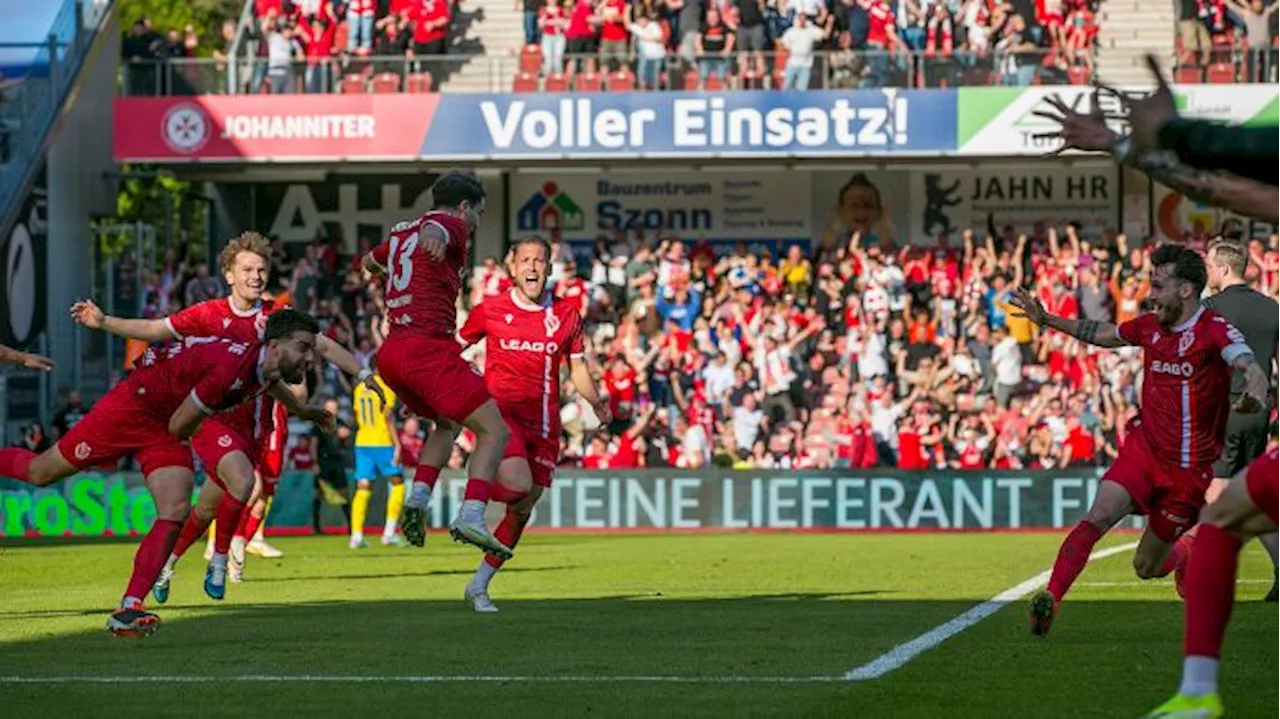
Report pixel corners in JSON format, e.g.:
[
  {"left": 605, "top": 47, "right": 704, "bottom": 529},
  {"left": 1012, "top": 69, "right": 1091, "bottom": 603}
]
[
  {"left": 0, "top": 675, "right": 841, "bottom": 684},
  {"left": 844, "top": 541, "right": 1139, "bottom": 681},
  {"left": 1078, "top": 578, "right": 1271, "bottom": 588}
]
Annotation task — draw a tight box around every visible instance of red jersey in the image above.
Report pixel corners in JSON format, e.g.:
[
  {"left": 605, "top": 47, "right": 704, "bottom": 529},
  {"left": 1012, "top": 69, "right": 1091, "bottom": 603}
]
[
  {"left": 372, "top": 210, "right": 471, "bottom": 339},
  {"left": 412, "top": 0, "right": 451, "bottom": 43},
  {"left": 458, "top": 289, "right": 586, "bottom": 438},
  {"left": 1119, "top": 308, "right": 1252, "bottom": 468},
  {"left": 605, "top": 367, "right": 638, "bottom": 421},
  {"left": 556, "top": 276, "right": 589, "bottom": 312},
  {"left": 134, "top": 339, "right": 271, "bottom": 421},
  {"left": 163, "top": 297, "right": 286, "bottom": 440},
  {"left": 864, "top": 0, "right": 895, "bottom": 46}
]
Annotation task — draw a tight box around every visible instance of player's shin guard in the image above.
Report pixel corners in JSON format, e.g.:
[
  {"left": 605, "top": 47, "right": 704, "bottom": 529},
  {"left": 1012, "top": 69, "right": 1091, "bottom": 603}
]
[
  {"left": 213, "top": 495, "right": 248, "bottom": 555},
  {"left": 0, "top": 448, "right": 35, "bottom": 482},
  {"left": 1046, "top": 521, "right": 1103, "bottom": 602},
  {"left": 171, "top": 510, "right": 213, "bottom": 559},
  {"left": 484, "top": 508, "right": 532, "bottom": 570},
  {"left": 123, "top": 518, "right": 182, "bottom": 605},
  {"left": 1184, "top": 525, "right": 1242, "bottom": 661}
]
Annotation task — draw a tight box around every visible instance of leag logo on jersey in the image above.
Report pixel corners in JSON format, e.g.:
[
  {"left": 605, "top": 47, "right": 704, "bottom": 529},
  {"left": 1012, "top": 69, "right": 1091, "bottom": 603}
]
[{"left": 499, "top": 338, "right": 560, "bottom": 354}]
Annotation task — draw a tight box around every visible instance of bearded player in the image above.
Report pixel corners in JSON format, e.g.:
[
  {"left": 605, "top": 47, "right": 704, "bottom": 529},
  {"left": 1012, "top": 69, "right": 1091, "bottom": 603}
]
[
  {"left": 361, "top": 171, "right": 512, "bottom": 558},
  {"left": 0, "top": 310, "right": 325, "bottom": 635},
  {"left": 447, "top": 235, "right": 610, "bottom": 611},
  {"left": 1144, "top": 447, "right": 1278, "bottom": 719},
  {"left": 71, "top": 233, "right": 376, "bottom": 600},
  {"left": 1006, "top": 244, "right": 1269, "bottom": 636}
]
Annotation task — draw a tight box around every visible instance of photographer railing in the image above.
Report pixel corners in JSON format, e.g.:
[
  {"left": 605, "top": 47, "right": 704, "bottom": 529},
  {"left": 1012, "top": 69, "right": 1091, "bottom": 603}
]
[{"left": 119, "top": 46, "right": 1275, "bottom": 96}]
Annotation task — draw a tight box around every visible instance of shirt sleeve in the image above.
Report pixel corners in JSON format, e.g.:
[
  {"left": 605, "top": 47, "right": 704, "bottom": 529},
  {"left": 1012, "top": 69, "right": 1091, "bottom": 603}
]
[
  {"left": 457, "top": 302, "right": 488, "bottom": 346},
  {"left": 165, "top": 302, "right": 214, "bottom": 340},
  {"left": 1157, "top": 118, "right": 1279, "bottom": 187},
  {"left": 566, "top": 308, "right": 586, "bottom": 358},
  {"left": 188, "top": 352, "right": 241, "bottom": 414},
  {"left": 1117, "top": 314, "right": 1150, "bottom": 347},
  {"left": 368, "top": 242, "right": 390, "bottom": 268},
  {"left": 1209, "top": 315, "right": 1254, "bottom": 364}
]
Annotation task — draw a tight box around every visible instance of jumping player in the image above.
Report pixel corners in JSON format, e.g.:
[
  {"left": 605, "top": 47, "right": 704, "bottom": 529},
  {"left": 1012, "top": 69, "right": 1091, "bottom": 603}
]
[
  {"left": 350, "top": 372, "right": 405, "bottom": 548},
  {"left": 1144, "top": 448, "right": 1278, "bottom": 719},
  {"left": 0, "top": 310, "right": 324, "bottom": 636},
  {"left": 71, "top": 233, "right": 376, "bottom": 601},
  {"left": 1006, "top": 244, "right": 1269, "bottom": 636},
  {"left": 453, "top": 236, "right": 610, "bottom": 611},
  {"left": 361, "top": 171, "right": 512, "bottom": 558},
  {"left": 1201, "top": 239, "right": 1279, "bottom": 601},
  {"left": 0, "top": 345, "right": 54, "bottom": 370}
]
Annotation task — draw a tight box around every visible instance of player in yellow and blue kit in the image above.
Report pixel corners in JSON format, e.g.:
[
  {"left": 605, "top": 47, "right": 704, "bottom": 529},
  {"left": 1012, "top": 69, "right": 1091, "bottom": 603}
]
[{"left": 351, "top": 374, "right": 404, "bottom": 548}]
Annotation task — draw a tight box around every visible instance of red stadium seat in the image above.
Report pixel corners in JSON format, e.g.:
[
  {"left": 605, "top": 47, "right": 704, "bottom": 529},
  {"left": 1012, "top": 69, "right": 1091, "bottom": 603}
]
[
  {"left": 773, "top": 47, "right": 790, "bottom": 71},
  {"left": 339, "top": 73, "right": 367, "bottom": 93},
  {"left": 1206, "top": 62, "right": 1236, "bottom": 83},
  {"left": 575, "top": 72, "right": 603, "bottom": 92},
  {"left": 1174, "top": 64, "right": 1203, "bottom": 83},
  {"left": 704, "top": 72, "right": 725, "bottom": 91},
  {"left": 519, "top": 45, "right": 543, "bottom": 75},
  {"left": 682, "top": 68, "right": 700, "bottom": 90},
  {"left": 372, "top": 72, "right": 401, "bottom": 93},
  {"left": 605, "top": 70, "right": 635, "bottom": 91},
  {"left": 544, "top": 73, "right": 569, "bottom": 92},
  {"left": 1066, "top": 65, "right": 1091, "bottom": 85},
  {"left": 512, "top": 71, "right": 539, "bottom": 92},
  {"left": 406, "top": 72, "right": 434, "bottom": 93}
]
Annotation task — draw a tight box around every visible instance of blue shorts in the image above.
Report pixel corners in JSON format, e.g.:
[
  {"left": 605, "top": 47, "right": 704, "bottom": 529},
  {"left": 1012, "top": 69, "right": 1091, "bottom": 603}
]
[{"left": 353, "top": 446, "right": 398, "bottom": 481}]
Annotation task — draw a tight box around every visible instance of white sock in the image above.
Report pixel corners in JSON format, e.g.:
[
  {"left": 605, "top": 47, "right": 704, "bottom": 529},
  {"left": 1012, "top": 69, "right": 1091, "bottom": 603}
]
[
  {"left": 458, "top": 499, "right": 486, "bottom": 524},
  {"left": 210, "top": 553, "right": 228, "bottom": 568},
  {"left": 1259, "top": 533, "right": 1279, "bottom": 570},
  {"left": 383, "top": 519, "right": 397, "bottom": 539},
  {"left": 253, "top": 520, "right": 267, "bottom": 543},
  {"left": 471, "top": 560, "right": 498, "bottom": 591},
  {"left": 407, "top": 481, "right": 432, "bottom": 508},
  {"left": 122, "top": 595, "right": 144, "bottom": 610},
  {"left": 164, "top": 554, "right": 179, "bottom": 571},
  {"left": 351, "top": 529, "right": 364, "bottom": 543},
  {"left": 1179, "top": 655, "right": 1219, "bottom": 697}
]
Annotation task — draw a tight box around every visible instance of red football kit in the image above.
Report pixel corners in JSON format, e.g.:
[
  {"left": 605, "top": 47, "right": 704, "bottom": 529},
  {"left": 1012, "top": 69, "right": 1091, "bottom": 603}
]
[
  {"left": 372, "top": 211, "right": 492, "bottom": 423},
  {"left": 59, "top": 339, "right": 271, "bottom": 476},
  {"left": 1105, "top": 307, "right": 1253, "bottom": 540},
  {"left": 459, "top": 289, "right": 585, "bottom": 487},
  {"left": 1246, "top": 448, "right": 1279, "bottom": 525},
  {"left": 163, "top": 297, "right": 288, "bottom": 480}
]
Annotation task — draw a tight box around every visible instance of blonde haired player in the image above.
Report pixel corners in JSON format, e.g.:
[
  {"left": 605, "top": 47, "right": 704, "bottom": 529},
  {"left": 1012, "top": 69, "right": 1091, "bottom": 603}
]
[{"left": 351, "top": 373, "right": 405, "bottom": 548}]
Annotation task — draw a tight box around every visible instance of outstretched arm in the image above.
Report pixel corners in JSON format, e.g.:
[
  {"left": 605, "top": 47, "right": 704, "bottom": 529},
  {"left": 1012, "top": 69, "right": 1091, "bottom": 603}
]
[
  {"left": 70, "top": 299, "right": 175, "bottom": 342},
  {"left": 0, "top": 344, "right": 54, "bottom": 370},
  {"left": 1005, "top": 287, "right": 1128, "bottom": 348}
]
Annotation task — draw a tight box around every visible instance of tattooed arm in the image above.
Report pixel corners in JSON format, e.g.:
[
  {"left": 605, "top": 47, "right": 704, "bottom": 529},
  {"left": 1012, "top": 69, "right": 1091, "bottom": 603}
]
[
  {"left": 1126, "top": 148, "right": 1280, "bottom": 223},
  {"left": 1004, "top": 287, "right": 1129, "bottom": 348}
]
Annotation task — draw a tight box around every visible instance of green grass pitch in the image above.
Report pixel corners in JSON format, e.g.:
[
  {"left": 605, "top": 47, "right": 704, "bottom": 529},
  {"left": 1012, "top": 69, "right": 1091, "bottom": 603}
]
[{"left": 0, "top": 533, "right": 1275, "bottom": 717}]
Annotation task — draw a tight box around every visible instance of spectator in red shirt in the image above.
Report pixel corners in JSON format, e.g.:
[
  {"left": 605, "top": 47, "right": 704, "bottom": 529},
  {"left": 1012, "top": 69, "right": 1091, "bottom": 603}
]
[
  {"left": 565, "top": 0, "right": 600, "bottom": 73},
  {"left": 301, "top": 17, "right": 336, "bottom": 93},
  {"left": 411, "top": 0, "right": 451, "bottom": 62},
  {"left": 539, "top": 0, "right": 571, "bottom": 75},
  {"left": 597, "top": 0, "right": 630, "bottom": 71},
  {"left": 860, "top": 0, "right": 900, "bottom": 88},
  {"left": 346, "top": 0, "right": 376, "bottom": 54}
]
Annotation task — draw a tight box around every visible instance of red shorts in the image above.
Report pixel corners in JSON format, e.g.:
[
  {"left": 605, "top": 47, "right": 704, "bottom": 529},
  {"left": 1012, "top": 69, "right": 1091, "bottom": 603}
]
[
  {"left": 377, "top": 333, "right": 491, "bottom": 424},
  {"left": 1244, "top": 450, "right": 1279, "bottom": 526},
  {"left": 56, "top": 381, "right": 193, "bottom": 477},
  {"left": 501, "top": 415, "right": 561, "bottom": 488},
  {"left": 1103, "top": 421, "right": 1212, "bottom": 542},
  {"left": 190, "top": 419, "right": 257, "bottom": 490}
]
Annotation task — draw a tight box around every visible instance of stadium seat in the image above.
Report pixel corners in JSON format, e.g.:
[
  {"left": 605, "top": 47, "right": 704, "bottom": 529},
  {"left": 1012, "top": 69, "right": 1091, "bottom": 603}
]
[
  {"left": 682, "top": 68, "right": 700, "bottom": 91},
  {"left": 704, "top": 73, "right": 725, "bottom": 91},
  {"left": 339, "top": 73, "right": 367, "bottom": 94},
  {"left": 372, "top": 72, "right": 401, "bottom": 93},
  {"left": 512, "top": 72, "right": 539, "bottom": 92},
  {"left": 544, "top": 73, "right": 569, "bottom": 92},
  {"left": 605, "top": 70, "right": 635, "bottom": 91},
  {"left": 519, "top": 45, "right": 543, "bottom": 75},
  {"left": 575, "top": 72, "right": 603, "bottom": 92},
  {"left": 1205, "top": 62, "right": 1236, "bottom": 83},
  {"left": 1174, "top": 64, "right": 1203, "bottom": 83},
  {"left": 1066, "top": 65, "right": 1090, "bottom": 85},
  {"left": 406, "top": 72, "right": 434, "bottom": 92}
]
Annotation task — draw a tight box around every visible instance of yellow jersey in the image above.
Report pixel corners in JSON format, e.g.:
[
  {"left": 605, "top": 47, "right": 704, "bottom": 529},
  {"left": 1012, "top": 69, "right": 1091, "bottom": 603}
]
[{"left": 353, "top": 376, "right": 397, "bottom": 447}]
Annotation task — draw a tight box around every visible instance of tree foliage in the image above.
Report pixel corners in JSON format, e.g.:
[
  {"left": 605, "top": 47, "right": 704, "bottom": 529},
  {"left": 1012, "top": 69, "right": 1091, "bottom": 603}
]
[
  {"left": 116, "top": 0, "right": 243, "bottom": 55},
  {"left": 96, "top": 164, "right": 207, "bottom": 261}
]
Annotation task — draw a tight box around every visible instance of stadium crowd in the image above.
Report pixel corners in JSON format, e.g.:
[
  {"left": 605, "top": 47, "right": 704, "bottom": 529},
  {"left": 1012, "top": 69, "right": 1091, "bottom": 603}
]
[{"left": 35, "top": 208, "right": 1275, "bottom": 475}]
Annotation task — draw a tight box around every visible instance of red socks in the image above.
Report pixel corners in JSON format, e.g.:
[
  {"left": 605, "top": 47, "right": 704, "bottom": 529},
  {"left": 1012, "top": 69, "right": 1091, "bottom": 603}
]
[
  {"left": 171, "top": 511, "right": 212, "bottom": 558},
  {"left": 124, "top": 518, "right": 182, "bottom": 601},
  {"left": 489, "top": 482, "right": 529, "bottom": 505},
  {"left": 213, "top": 495, "right": 247, "bottom": 555},
  {"left": 1184, "top": 524, "right": 1242, "bottom": 659},
  {"left": 414, "top": 464, "right": 441, "bottom": 490},
  {"left": 237, "top": 511, "right": 263, "bottom": 542},
  {"left": 0, "top": 448, "right": 35, "bottom": 482},
  {"left": 1047, "top": 521, "right": 1103, "bottom": 602},
  {"left": 1157, "top": 532, "right": 1195, "bottom": 578},
  {"left": 463, "top": 477, "right": 491, "bottom": 503},
  {"left": 484, "top": 508, "right": 532, "bottom": 570}
]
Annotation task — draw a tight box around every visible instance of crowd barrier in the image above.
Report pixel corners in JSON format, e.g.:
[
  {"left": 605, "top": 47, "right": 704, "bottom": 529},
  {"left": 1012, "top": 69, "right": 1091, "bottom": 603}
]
[{"left": 0, "top": 468, "right": 1148, "bottom": 539}]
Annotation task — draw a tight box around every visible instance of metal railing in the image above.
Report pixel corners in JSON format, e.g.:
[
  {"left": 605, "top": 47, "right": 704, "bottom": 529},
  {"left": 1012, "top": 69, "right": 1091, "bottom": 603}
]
[{"left": 115, "top": 47, "right": 1174, "bottom": 96}]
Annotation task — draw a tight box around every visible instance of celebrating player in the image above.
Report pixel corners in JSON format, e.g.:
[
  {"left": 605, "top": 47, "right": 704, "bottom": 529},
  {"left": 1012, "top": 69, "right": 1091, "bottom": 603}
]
[
  {"left": 1006, "top": 244, "right": 1269, "bottom": 636},
  {"left": 350, "top": 372, "right": 406, "bottom": 548},
  {"left": 0, "top": 310, "right": 324, "bottom": 636},
  {"left": 0, "top": 344, "right": 54, "bottom": 370},
  {"left": 72, "top": 233, "right": 376, "bottom": 601},
  {"left": 1144, "top": 448, "right": 1278, "bottom": 719},
  {"left": 361, "top": 171, "right": 513, "bottom": 558},
  {"left": 449, "top": 235, "right": 610, "bottom": 612}
]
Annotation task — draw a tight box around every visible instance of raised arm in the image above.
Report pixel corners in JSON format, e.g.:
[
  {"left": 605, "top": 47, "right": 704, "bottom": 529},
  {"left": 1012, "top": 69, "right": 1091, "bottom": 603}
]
[
  {"left": 1005, "top": 287, "right": 1128, "bottom": 348},
  {"left": 0, "top": 344, "right": 54, "bottom": 371},
  {"left": 70, "top": 298, "right": 175, "bottom": 342}
]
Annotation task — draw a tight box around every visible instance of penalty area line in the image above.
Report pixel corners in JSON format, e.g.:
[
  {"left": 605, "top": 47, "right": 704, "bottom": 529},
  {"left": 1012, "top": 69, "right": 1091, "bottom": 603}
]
[{"left": 843, "top": 541, "right": 1140, "bottom": 681}]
